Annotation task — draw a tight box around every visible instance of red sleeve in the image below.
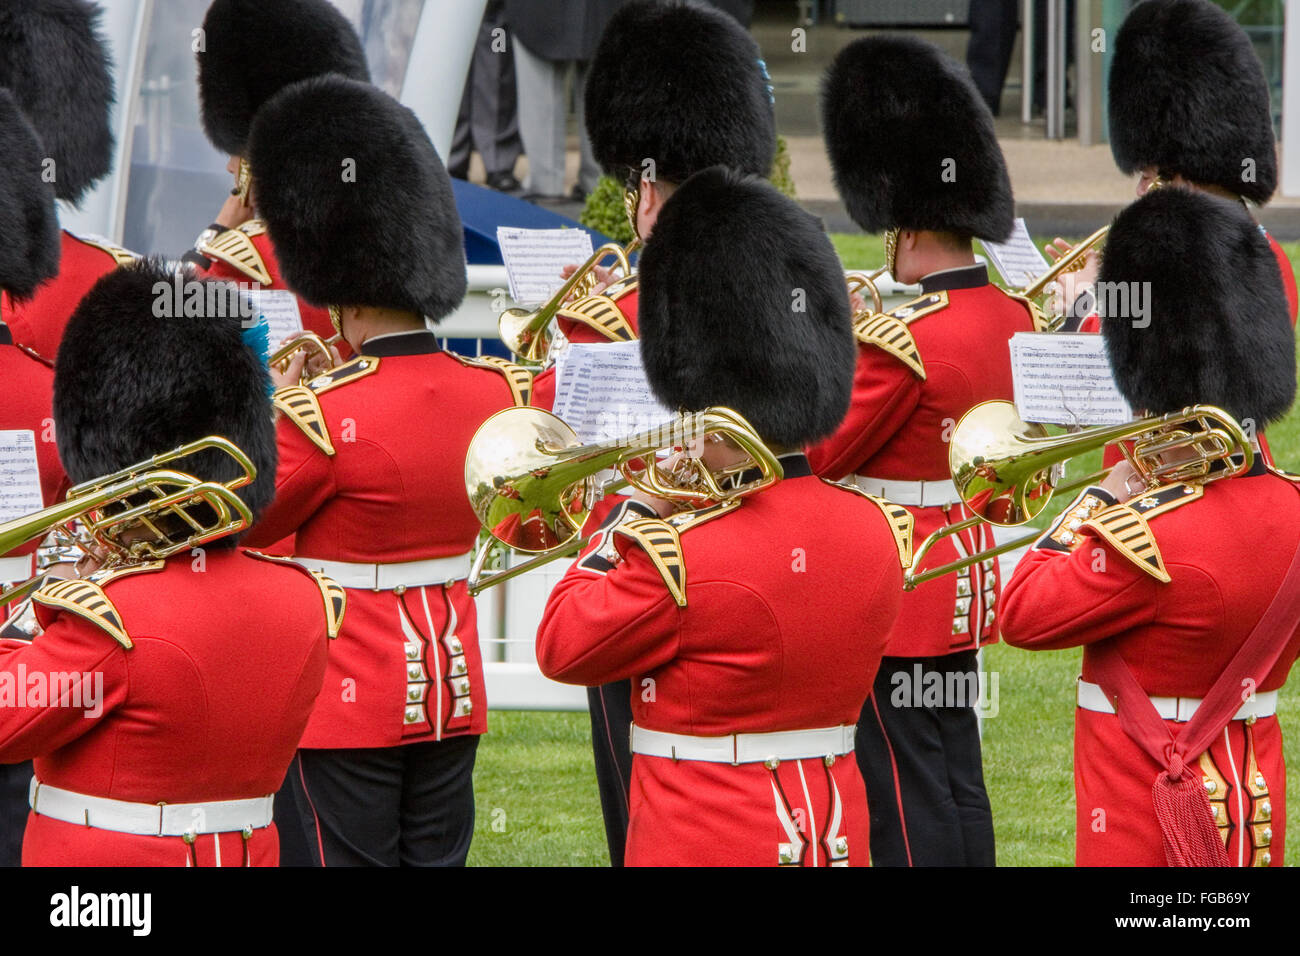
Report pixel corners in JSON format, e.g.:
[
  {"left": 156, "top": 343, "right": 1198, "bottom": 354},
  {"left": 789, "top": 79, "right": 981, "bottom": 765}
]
[
  {"left": 997, "top": 533, "right": 1158, "bottom": 652},
  {"left": 531, "top": 366, "right": 556, "bottom": 412},
  {"left": 535, "top": 505, "right": 682, "bottom": 685},
  {"left": 242, "top": 415, "right": 337, "bottom": 548},
  {"left": 806, "top": 343, "right": 922, "bottom": 480},
  {"left": 0, "top": 618, "right": 128, "bottom": 762}
]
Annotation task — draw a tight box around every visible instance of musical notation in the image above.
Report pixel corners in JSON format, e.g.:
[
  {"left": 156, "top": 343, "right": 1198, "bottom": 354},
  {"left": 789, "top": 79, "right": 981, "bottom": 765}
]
[
  {"left": 0, "top": 430, "right": 44, "bottom": 522},
  {"left": 1009, "top": 332, "right": 1133, "bottom": 426},
  {"left": 553, "top": 341, "right": 675, "bottom": 444},
  {"left": 247, "top": 289, "right": 304, "bottom": 346},
  {"left": 981, "top": 218, "right": 1050, "bottom": 288},
  {"left": 497, "top": 227, "right": 596, "bottom": 308}
]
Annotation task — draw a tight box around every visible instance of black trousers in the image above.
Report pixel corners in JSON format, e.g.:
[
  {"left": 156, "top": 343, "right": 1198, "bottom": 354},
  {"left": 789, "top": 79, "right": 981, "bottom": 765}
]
[
  {"left": 586, "top": 679, "right": 633, "bottom": 867},
  {"left": 966, "top": 0, "right": 1020, "bottom": 116},
  {"left": 448, "top": 0, "right": 522, "bottom": 178},
  {"left": 280, "top": 736, "right": 479, "bottom": 867},
  {"left": 0, "top": 760, "right": 30, "bottom": 867},
  {"left": 856, "top": 651, "right": 995, "bottom": 866}
]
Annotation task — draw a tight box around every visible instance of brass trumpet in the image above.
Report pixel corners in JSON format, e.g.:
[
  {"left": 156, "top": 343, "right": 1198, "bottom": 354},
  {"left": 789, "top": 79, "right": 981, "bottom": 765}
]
[
  {"left": 463, "top": 406, "right": 780, "bottom": 592},
  {"left": 903, "top": 400, "right": 1253, "bottom": 589},
  {"left": 0, "top": 437, "right": 257, "bottom": 609},
  {"left": 498, "top": 240, "right": 639, "bottom": 364},
  {"left": 269, "top": 332, "right": 341, "bottom": 385},
  {"left": 846, "top": 266, "right": 888, "bottom": 317},
  {"left": 1014, "top": 225, "right": 1108, "bottom": 331}
]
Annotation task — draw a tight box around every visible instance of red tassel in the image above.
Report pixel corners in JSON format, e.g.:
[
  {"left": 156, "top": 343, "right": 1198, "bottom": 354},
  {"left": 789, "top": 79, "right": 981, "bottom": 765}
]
[{"left": 1151, "top": 754, "right": 1230, "bottom": 867}]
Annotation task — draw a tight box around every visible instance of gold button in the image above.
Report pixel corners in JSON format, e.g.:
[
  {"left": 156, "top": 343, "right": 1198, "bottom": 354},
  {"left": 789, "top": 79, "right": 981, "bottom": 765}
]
[
  {"left": 764, "top": 757, "right": 780, "bottom": 771},
  {"left": 1204, "top": 779, "right": 1217, "bottom": 794}
]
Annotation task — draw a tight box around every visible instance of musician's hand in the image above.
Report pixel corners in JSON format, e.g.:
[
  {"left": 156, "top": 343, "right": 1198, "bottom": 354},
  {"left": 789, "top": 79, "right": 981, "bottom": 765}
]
[
  {"left": 1043, "top": 237, "right": 1100, "bottom": 313},
  {"left": 214, "top": 190, "right": 255, "bottom": 230},
  {"left": 1100, "top": 460, "right": 1144, "bottom": 503},
  {"left": 849, "top": 290, "right": 868, "bottom": 316},
  {"left": 559, "top": 263, "right": 615, "bottom": 300},
  {"left": 270, "top": 349, "right": 308, "bottom": 390}
]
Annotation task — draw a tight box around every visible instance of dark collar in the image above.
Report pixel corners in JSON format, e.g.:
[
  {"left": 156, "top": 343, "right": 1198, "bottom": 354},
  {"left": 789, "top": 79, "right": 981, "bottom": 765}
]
[
  {"left": 735, "top": 452, "right": 812, "bottom": 487},
  {"left": 919, "top": 263, "right": 988, "bottom": 294},
  {"left": 0, "top": 323, "right": 10, "bottom": 347},
  {"left": 359, "top": 330, "right": 442, "bottom": 358},
  {"left": 1245, "top": 453, "right": 1269, "bottom": 478}
]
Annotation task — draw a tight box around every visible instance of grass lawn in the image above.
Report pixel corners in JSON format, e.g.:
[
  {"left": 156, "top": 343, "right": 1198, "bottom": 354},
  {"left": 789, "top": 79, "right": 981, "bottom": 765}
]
[{"left": 469, "top": 234, "right": 1300, "bottom": 866}]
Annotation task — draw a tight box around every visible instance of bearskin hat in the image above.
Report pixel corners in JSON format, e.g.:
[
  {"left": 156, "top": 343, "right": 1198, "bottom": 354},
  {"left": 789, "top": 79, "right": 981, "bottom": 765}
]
[
  {"left": 197, "top": 0, "right": 371, "bottom": 157},
  {"left": 247, "top": 75, "right": 465, "bottom": 320},
  {"left": 1110, "top": 0, "right": 1276, "bottom": 205},
  {"left": 584, "top": 0, "right": 776, "bottom": 185},
  {"left": 0, "top": 0, "right": 114, "bottom": 205},
  {"left": 1099, "top": 187, "right": 1295, "bottom": 427},
  {"left": 54, "top": 259, "right": 277, "bottom": 539},
  {"left": 821, "top": 34, "right": 1014, "bottom": 240},
  {"left": 637, "top": 166, "right": 855, "bottom": 447},
  {"left": 0, "top": 89, "right": 61, "bottom": 300}
]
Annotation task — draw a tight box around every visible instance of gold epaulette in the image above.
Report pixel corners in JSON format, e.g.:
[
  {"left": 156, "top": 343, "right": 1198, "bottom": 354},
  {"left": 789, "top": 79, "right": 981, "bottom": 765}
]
[
  {"left": 1002, "top": 290, "right": 1051, "bottom": 332},
  {"left": 554, "top": 285, "right": 638, "bottom": 343},
  {"left": 273, "top": 385, "right": 335, "bottom": 456},
  {"left": 196, "top": 220, "right": 272, "bottom": 285},
  {"left": 826, "top": 481, "right": 914, "bottom": 570},
  {"left": 612, "top": 500, "right": 739, "bottom": 607},
  {"left": 1081, "top": 483, "right": 1203, "bottom": 582},
  {"left": 451, "top": 353, "right": 534, "bottom": 406},
  {"left": 306, "top": 355, "right": 381, "bottom": 395},
  {"left": 852, "top": 291, "right": 948, "bottom": 379},
  {"left": 71, "top": 233, "right": 137, "bottom": 268},
  {"left": 245, "top": 553, "right": 346, "bottom": 639},
  {"left": 31, "top": 562, "right": 165, "bottom": 649}
]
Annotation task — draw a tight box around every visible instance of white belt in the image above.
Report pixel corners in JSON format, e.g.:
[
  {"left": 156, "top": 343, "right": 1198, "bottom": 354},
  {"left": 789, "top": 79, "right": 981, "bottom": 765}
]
[
  {"left": 0, "top": 554, "right": 33, "bottom": 584},
  {"left": 850, "top": 475, "right": 959, "bottom": 508},
  {"left": 29, "top": 778, "right": 273, "bottom": 837},
  {"left": 1076, "top": 680, "right": 1278, "bottom": 723},
  {"left": 296, "top": 552, "right": 474, "bottom": 590},
  {"left": 630, "top": 723, "right": 856, "bottom": 765}
]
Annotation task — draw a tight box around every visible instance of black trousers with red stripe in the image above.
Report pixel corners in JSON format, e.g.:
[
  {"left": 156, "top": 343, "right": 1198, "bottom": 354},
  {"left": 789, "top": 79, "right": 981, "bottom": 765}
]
[
  {"left": 855, "top": 651, "right": 995, "bottom": 866},
  {"left": 277, "top": 736, "right": 479, "bottom": 866},
  {"left": 587, "top": 679, "right": 633, "bottom": 867}
]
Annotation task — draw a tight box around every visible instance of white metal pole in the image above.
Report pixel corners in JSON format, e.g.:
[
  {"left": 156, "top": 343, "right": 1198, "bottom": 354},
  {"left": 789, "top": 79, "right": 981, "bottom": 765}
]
[{"left": 399, "top": 0, "right": 489, "bottom": 161}]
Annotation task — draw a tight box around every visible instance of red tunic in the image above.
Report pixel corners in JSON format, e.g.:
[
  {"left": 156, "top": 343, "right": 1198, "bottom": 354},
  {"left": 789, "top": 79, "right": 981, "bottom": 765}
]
[
  {"left": 998, "top": 466, "right": 1300, "bottom": 866},
  {"left": 244, "top": 332, "right": 519, "bottom": 748},
  {"left": 0, "top": 330, "right": 67, "bottom": 546},
  {"left": 807, "top": 265, "right": 1037, "bottom": 656},
  {"left": 0, "top": 231, "right": 130, "bottom": 362},
  {"left": 0, "top": 551, "right": 331, "bottom": 866},
  {"left": 530, "top": 282, "right": 639, "bottom": 412},
  {"left": 536, "top": 462, "right": 904, "bottom": 866}
]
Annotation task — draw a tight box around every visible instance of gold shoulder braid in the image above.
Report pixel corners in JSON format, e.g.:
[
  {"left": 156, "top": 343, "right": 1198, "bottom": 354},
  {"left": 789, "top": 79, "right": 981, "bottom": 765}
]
[
  {"left": 609, "top": 500, "right": 739, "bottom": 607},
  {"left": 1080, "top": 483, "right": 1203, "bottom": 582},
  {"left": 824, "top": 481, "right": 914, "bottom": 570},
  {"left": 273, "top": 385, "right": 335, "bottom": 456},
  {"left": 307, "top": 355, "right": 381, "bottom": 395},
  {"left": 71, "top": 234, "right": 137, "bottom": 268},
  {"left": 554, "top": 288, "right": 638, "bottom": 344},
  {"left": 245, "top": 553, "right": 346, "bottom": 639},
  {"left": 31, "top": 562, "right": 166, "bottom": 649},
  {"left": 196, "top": 220, "right": 272, "bottom": 285},
  {"left": 451, "top": 353, "right": 534, "bottom": 407},
  {"left": 1002, "top": 290, "right": 1053, "bottom": 332},
  {"left": 852, "top": 291, "right": 948, "bottom": 380}
]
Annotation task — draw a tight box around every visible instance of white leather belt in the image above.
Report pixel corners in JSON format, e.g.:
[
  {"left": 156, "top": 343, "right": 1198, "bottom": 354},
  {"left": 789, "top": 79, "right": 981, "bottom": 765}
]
[
  {"left": 1076, "top": 680, "right": 1278, "bottom": 723},
  {"left": 850, "top": 475, "right": 959, "bottom": 508},
  {"left": 0, "top": 554, "right": 33, "bottom": 584},
  {"left": 296, "top": 552, "right": 474, "bottom": 590},
  {"left": 29, "top": 778, "right": 273, "bottom": 837},
  {"left": 630, "top": 723, "right": 856, "bottom": 765}
]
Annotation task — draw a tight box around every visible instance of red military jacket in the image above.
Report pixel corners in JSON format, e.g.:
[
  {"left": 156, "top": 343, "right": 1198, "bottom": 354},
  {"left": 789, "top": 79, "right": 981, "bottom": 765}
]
[
  {"left": 807, "top": 264, "right": 1038, "bottom": 656},
  {"left": 244, "top": 330, "right": 528, "bottom": 748},
  {"left": 0, "top": 550, "right": 335, "bottom": 866},
  {"left": 185, "top": 219, "right": 336, "bottom": 341},
  {"left": 536, "top": 457, "right": 911, "bottom": 866},
  {"left": 998, "top": 461, "right": 1300, "bottom": 866},
  {"left": 0, "top": 231, "right": 133, "bottom": 362},
  {"left": 530, "top": 279, "right": 639, "bottom": 411}
]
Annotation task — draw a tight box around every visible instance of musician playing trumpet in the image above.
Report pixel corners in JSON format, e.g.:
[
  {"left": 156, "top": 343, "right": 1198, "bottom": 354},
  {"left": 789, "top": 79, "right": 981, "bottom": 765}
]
[{"left": 998, "top": 186, "right": 1300, "bottom": 867}]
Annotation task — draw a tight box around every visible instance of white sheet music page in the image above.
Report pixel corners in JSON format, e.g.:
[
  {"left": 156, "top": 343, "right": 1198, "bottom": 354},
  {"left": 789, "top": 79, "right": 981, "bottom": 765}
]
[
  {"left": 246, "top": 289, "right": 304, "bottom": 346},
  {"left": 980, "top": 218, "right": 1050, "bottom": 288},
  {"left": 0, "top": 430, "right": 44, "bottom": 522},
  {"left": 497, "top": 227, "right": 595, "bottom": 308},
  {"left": 552, "top": 341, "right": 675, "bottom": 444},
  {"left": 1009, "top": 332, "right": 1133, "bottom": 426}
]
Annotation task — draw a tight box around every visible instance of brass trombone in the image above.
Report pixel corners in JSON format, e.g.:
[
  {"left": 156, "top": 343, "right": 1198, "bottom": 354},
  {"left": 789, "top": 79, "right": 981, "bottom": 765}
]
[
  {"left": 498, "top": 240, "right": 640, "bottom": 364},
  {"left": 903, "top": 400, "right": 1253, "bottom": 589},
  {"left": 463, "top": 406, "right": 780, "bottom": 592},
  {"left": 1014, "top": 225, "right": 1108, "bottom": 331},
  {"left": 0, "top": 437, "right": 257, "bottom": 609}
]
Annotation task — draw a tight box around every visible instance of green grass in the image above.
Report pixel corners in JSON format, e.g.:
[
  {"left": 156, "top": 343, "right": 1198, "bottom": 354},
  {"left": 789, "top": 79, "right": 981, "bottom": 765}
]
[{"left": 467, "top": 235, "right": 1300, "bottom": 865}]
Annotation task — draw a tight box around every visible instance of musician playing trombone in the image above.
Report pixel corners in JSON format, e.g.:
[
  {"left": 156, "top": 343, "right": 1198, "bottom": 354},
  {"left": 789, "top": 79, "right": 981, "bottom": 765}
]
[
  {"left": 808, "top": 35, "right": 1039, "bottom": 867},
  {"left": 999, "top": 185, "right": 1300, "bottom": 867}
]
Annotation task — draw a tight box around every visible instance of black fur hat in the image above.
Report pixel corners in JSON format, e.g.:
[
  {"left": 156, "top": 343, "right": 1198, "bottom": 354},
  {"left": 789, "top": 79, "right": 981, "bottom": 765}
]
[
  {"left": 54, "top": 259, "right": 277, "bottom": 539},
  {"left": 584, "top": 0, "right": 776, "bottom": 185},
  {"left": 821, "top": 34, "right": 1014, "bottom": 240},
  {"left": 247, "top": 75, "right": 466, "bottom": 320},
  {"left": 637, "top": 166, "right": 854, "bottom": 447},
  {"left": 1099, "top": 187, "right": 1295, "bottom": 427},
  {"left": 0, "top": 0, "right": 114, "bottom": 205},
  {"left": 0, "top": 89, "right": 61, "bottom": 300},
  {"left": 1110, "top": 0, "right": 1276, "bottom": 205},
  {"left": 197, "top": 0, "right": 370, "bottom": 157}
]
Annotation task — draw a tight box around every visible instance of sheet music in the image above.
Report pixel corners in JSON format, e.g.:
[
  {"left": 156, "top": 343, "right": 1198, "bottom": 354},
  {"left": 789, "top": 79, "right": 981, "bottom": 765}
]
[
  {"left": 497, "top": 227, "right": 595, "bottom": 308},
  {"left": 246, "top": 289, "right": 304, "bottom": 346},
  {"left": 1009, "top": 332, "right": 1133, "bottom": 426},
  {"left": 552, "top": 341, "right": 675, "bottom": 444},
  {"left": 981, "top": 218, "right": 1050, "bottom": 288},
  {"left": 0, "top": 430, "right": 44, "bottom": 522}
]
